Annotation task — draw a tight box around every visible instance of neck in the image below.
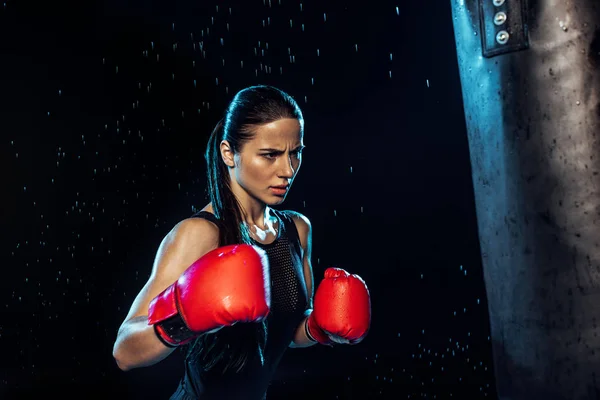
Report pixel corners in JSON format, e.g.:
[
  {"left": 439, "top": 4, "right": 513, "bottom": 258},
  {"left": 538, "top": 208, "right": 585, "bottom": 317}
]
[
  {"left": 243, "top": 205, "right": 270, "bottom": 229},
  {"left": 227, "top": 173, "right": 270, "bottom": 228},
  {"left": 232, "top": 188, "right": 269, "bottom": 228}
]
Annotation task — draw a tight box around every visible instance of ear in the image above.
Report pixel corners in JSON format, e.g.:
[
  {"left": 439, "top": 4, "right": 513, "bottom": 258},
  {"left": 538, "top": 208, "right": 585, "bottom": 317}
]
[{"left": 220, "top": 140, "right": 235, "bottom": 168}]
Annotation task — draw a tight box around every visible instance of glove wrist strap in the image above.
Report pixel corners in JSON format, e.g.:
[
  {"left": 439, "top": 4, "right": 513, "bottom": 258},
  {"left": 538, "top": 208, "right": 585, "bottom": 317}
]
[
  {"left": 153, "top": 324, "right": 178, "bottom": 348},
  {"left": 153, "top": 313, "right": 195, "bottom": 347},
  {"left": 304, "top": 317, "right": 317, "bottom": 343},
  {"left": 306, "top": 313, "right": 333, "bottom": 345}
]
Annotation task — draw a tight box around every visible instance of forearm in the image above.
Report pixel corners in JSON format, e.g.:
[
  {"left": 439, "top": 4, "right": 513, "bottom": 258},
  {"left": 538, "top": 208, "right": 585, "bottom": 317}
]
[
  {"left": 289, "top": 311, "right": 317, "bottom": 348},
  {"left": 113, "top": 315, "right": 176, "bottom": 371}
]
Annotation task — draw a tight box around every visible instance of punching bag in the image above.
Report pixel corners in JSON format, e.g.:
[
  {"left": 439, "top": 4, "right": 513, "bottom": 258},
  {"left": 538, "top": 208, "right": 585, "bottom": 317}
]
[{"left": 450, "top": 1, "right": 600, "bottom": 399}]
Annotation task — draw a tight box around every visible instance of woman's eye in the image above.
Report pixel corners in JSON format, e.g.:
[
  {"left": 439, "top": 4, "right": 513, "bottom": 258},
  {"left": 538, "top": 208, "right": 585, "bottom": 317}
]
[{"left": 262, "top": 150, "right": 301, "bottom": 159}]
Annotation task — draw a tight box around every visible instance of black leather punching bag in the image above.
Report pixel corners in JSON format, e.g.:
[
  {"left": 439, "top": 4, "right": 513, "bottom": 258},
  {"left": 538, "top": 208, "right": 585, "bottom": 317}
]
[{"left": 450, "top": 1, "right": 600, "bottom": 399}]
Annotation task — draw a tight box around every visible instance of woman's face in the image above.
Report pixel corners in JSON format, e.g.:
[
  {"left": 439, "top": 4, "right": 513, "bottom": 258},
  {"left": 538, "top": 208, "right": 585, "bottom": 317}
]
[{"left": 222, "top": 118, "right": 304, "bottom": 206}]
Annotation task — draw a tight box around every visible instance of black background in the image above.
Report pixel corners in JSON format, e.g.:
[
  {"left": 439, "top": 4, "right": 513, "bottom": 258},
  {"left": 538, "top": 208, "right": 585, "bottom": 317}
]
[{"left": 1, "top": 0, "right": 495, "bottom": 398}]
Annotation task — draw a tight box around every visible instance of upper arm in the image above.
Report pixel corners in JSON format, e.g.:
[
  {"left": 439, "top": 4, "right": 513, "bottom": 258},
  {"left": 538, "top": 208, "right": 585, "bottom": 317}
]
[
  {"left": 287, "top": 211, "right": 314, "bottom": 309},
  {"left": 119, "top": 218, "right": 220, "bottom": 327}
]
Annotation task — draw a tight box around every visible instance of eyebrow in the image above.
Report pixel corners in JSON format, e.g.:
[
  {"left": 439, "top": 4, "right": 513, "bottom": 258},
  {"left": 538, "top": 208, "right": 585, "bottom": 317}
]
[{"left": 258, "top": 145, "right": 305, "bottom": 152}]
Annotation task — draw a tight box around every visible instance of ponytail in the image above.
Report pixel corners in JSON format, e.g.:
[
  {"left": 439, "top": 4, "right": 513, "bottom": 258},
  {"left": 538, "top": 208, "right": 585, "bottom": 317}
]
[{"left": 185, "top": 118, "right": 268, "bottom": 374}]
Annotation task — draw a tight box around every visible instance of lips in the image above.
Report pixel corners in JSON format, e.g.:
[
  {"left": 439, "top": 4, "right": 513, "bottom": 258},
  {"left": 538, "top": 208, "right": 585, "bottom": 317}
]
[{"left": 270, "top": 186, "right": 288, "bottom": 196}]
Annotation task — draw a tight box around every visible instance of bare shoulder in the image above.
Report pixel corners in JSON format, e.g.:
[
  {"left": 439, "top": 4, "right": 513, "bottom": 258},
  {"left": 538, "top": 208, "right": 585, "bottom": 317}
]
[
  {"left": 120, "top": 217, "right": 220, "bottom": 323},
  {"left": 151, "top": 217, "right": 220, "bottom": 277},
  {"left": 163, "top": 217, "right": 220, "bottom": 255},
  {"left": 282, "top": 210, "right": 312, "bottom": 249},
  {"left": 172, "top": 216, "right": 220, "bottom": 239},
  {"left": 283, "top": 210, "right": 311, "bottom": 230}
]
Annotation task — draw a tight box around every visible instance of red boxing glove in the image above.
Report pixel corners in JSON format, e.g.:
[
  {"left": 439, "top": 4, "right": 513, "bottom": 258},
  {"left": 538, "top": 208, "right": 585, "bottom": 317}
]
[
  {"left": 306, "top": 267, "right": 371, "bottom": 346},
  {"left": 147, "top": 244, "right": 271, "bottom": 347}
]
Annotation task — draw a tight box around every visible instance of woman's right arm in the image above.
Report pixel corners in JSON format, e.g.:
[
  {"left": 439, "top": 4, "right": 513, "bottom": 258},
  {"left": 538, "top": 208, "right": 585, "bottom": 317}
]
[{"left": 112, "top": 217, "right": 220, "bottom": 371}]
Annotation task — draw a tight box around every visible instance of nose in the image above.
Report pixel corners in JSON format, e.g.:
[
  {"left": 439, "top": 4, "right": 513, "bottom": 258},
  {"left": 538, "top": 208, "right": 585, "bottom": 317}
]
[{"left": 277, "top": 153, "right": 296, "bottom": 179}]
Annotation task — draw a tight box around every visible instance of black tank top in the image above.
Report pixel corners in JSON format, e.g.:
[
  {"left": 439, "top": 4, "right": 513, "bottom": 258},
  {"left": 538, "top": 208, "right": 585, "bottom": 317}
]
[{"left": 169, "top": 208, "right": 309, "bottom": 400}]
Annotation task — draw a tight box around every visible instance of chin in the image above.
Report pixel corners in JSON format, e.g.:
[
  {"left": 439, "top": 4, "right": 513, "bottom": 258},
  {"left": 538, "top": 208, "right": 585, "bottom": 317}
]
[{"left": 267, "top": 195, "right": 286, "bottom": 206}]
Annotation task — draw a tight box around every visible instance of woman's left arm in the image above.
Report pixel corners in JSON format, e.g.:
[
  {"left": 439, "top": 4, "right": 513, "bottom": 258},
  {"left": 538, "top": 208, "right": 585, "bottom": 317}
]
[{"left": 288, "top": 212, "right": 317, "bottom": 348}]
